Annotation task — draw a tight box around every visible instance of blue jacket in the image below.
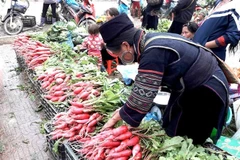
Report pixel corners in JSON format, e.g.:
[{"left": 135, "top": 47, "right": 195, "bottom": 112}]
[{"left": 193, "top": 0, "right": 240, "bottom": 61}]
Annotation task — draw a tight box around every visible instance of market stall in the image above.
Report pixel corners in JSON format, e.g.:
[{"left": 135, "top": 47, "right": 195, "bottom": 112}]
[{"left": 13, "top": 21, "right": 240, "bottom": 160}]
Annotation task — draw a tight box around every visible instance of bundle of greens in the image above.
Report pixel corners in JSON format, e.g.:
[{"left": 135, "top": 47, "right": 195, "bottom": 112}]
[{"left": 130, "top": 120, "right": 238, "bottom": 160}]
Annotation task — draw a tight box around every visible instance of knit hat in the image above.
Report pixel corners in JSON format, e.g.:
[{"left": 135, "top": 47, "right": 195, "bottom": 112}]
[{"left": 99, "top": 13, "right": 134, "bottom": 44}]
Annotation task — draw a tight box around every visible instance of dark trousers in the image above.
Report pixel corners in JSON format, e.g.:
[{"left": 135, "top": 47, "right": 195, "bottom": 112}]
[
  {"left": 42, "top": 3, "right": 56, "bottom": 18},
  {"left": 175, "top": 86, "right": 224, "bottom": 144},
  {"left": 168, "top": 20, "right": 185, "bottom": 34}
]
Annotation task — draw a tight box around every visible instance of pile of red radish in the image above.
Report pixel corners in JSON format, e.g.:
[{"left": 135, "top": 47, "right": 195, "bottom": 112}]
[
  {"left": 37, "top": 69, "right": 70, "bottom": 102},
  {"left": 50, "top": 110, "right": 102, "bottom": 141},
  {"left": 13, "top": 35, "right": 53, "bottom": 69},
  {"left": 78, "top": 125, "right": 142, "bottom": 160},
  {"left": 70, "top": 81, "right": 101, "bottom": 102}
]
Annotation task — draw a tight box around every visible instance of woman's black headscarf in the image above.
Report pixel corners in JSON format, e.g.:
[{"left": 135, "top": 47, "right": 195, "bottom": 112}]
[{"left": 99, "top": 13, "right": 138, "bottom": 50}]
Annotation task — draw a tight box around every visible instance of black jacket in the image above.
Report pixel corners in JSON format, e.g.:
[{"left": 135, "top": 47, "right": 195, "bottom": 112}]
[{"left": 172, "top": 0, "right": 196, "bottom": 23}]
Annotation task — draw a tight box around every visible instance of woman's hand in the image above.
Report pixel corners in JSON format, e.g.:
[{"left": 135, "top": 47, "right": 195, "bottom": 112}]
[{"left": 101, "top": 108, "right": 122, "bottom": 131}]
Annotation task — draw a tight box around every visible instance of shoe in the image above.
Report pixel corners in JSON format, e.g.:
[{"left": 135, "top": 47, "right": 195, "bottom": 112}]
[{"left": 38, "top": 17, "right": 45, "bottom": 28}]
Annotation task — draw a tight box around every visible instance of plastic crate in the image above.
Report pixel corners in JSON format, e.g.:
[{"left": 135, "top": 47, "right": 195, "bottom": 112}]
[
  {"left": 46, "top": 134, "right": 66, "bottom": 160},
  {"left": 22, "top": 16, "right": 36, "bottom": 27},
  {"left": 65, "top": 141, "right": 84, "bottom": 160},
  {"left": 40, "top": 97, "right": 67, "bottom": 120},
  {"left": 45, "top": 123, "right": 66, "bottom": 160}
]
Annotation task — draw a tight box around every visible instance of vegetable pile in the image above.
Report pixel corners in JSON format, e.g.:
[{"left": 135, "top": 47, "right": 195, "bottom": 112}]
[
  {"left": 14, "top": 36, "right": 53, "bottom": 69},
  {"left": 77, "top": 125, "right": 142, "bottom": 160}
]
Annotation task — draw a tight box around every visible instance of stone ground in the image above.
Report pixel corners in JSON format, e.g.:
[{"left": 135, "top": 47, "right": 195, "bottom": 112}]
[{"left": 0, "top": 44, "right": 53, "bottom": 160}]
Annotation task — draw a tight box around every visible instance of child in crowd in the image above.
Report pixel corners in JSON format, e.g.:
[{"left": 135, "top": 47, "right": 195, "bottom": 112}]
[
  {"left": 79, "top": 24, "right": 104, "bottom": 70},
  {"left": 181, "top": 22, "right": 198, "bottom": 39}
]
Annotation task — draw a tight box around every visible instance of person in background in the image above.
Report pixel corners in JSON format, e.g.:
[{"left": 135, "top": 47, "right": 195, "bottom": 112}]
[
  {"left": 141, "top": 3, "right": 162, "bottom": 30},
  {"left": 194, "top": 11, "right": 206, "bottom": 26},
  {"left": 79, "top": 24, "right": 104, "bottom": 70},
  {"left": 168, "top": 0, "right": 197, "bottom": 34},
  {"left": 118, "top": 0, "right": 130, "bottom": 14},
  {"left": 131, "top": 0, "right": 141, "bottom": 19},
  {"left": 105, "top": 7, "right": 119, "bottom": 21},
  {"left": 193, "top": 0, "right": 240, "bottom": 61},
  {"left": 181, "top": 21, "right": 198, "bottom": 39},
  {"left": 66, "top": 0, "right": 82, "bottom": 12},
  {"left": 39, "top": 0, "right": 57, "bottom": 27},
  {"left": 99, "top": 13, "right": 229, "bottom": 145}
]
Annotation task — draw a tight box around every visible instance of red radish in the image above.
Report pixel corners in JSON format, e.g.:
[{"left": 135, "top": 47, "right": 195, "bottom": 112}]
[
  {"left": 87, "top": 119, "right": 98, "bottom": 128},
  {"left": 55, "top": 78, "right": 64, "bottom": 84},
  {"left": 79, "top": 91, "right": 90, "bottom": 100},
  {"left": 51, "top": 96, "right": 60, "bottom": 102},
  {"left": 92, "top": 89, "right": 100, "bottom": 96},
  {"left": 53, "top": 90, "right": 65, "bottom": 96},
  {"left": 37, "top": 74, "right": 46, "bottom": 80},
  {"left": 115, "top": 131, "right": 132, "bottom": 141},
  {"left": 51, "top": 133, "right": 63, "bottom": 140},
  {"left": 126, "top": 136, "right": 140, "bottom": 147},
  {"left": 44, "top": 95, "right": 53, "bottom": 100},
  {"left": 58, "top": 95, "right": 67, "bottom": 102},
  {"left": 69, "top": 124, "right": 82, "bottom": 132},
  {"left": 74, "top": 119, "right": 89, "bottom": 124},
  {"left": 78, "top": 137, "right": 91, "bottom": 143},
  {"left": 112, "top": 125, "right": 129, "bottom": 136},
  {"left": 108, "top": 149, "right": 132, "bottom": 158},
  {"left": 100, "top": 140, "right": 121, "bottom": 148},
  {"left": 54, "top": 85, "right": 62, "bottom": 91},
  {"left": 132, "top": 144, "right": 141, "bottom": 157},
  {"left": 86, "top": 86, "right": 93, "bottom": 92},
  {"left": 133, "top": 152, "right": 142, "bottom": 160},
  {"left": 69, "top": 107, "right": 84, "bottom": 114},
  {"left": 34, "top": 47, "right": 50, "bottom": 52},
  {"left": 73, "top": 81, "right": 85, "bottom": 87},
  {"left": 50, "top": 70, "right": 62, "bottom": 77},
  {"left": 73, "top": 87, "right": 84, "bottom": 95},
  {"left": 48, "top": 77, "right": 55, "bottom": 83},
  {"left": 69, "top": 101, "right": 84, "bottom": 108},
  {"left": 115, "top": 157, "right": 129, "bottom": 160},
  {"left": 86, "top": 126, "right": 96, "bottom": 133},
  {"left": 49, "top": 129, "right": 62, "bottom": 136},
  {"left": 96, "top": 148, "right": 105, "bottom": 160},
  {"left": 87, "top": 113, "right": 101, "bottom": 123},
  {"left": 42, "top": 76, "right": 49, "bottom": 82},
  {"left": 68, "top": 135, "right": 82, "bottom": 141},
  {"left": 63, "top": 75, "right": 70, "bottom": 83},
  {"left": 55, "top": 73, "right": 66, "bottom": 79},
  {"left": 76, "top": 73, "right": 83, "bottom": 78},
  {"left": 41, "top": 81, "right": 50, "bottom": 89},
  {"left": 55, "top": 123, "right": 68, "bottom": 129},
  {"left": 79, "top": 124, "right": 87, "bottom": 136},
  {"left": 71, "top": 114, "right": 90, "bottom": 120},
  {"left": 55, "top": 112, "right": 67, "bottom": 119},
  {"left": 62, "top": 131, "right": 75, "bottom": 138}
]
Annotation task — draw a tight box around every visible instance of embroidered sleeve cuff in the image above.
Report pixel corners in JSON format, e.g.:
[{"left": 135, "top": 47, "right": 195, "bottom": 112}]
[{"left": 119, "top": 104, "right": 146, "bottom": 127}]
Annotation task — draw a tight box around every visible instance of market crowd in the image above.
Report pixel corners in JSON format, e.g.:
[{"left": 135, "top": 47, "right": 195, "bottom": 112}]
[{"left": 39, "top": 0, "right": 240, "bottom": 145}]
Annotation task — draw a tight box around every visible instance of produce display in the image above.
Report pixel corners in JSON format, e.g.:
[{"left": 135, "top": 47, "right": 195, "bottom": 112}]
[{"left": 13, "top": 21, "right": 239, "bottom": 160}]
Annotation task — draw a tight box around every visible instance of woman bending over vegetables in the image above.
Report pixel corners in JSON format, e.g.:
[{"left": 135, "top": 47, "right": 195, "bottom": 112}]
[{"left": 99, "top": 13, "right": 230, "bottom": 144}]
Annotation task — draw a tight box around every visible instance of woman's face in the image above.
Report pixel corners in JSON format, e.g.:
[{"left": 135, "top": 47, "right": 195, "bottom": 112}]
[
  {"left": 106, "top": 11, "right": 113, "bottom": 21},
  {"left": 181, "top": 26, "right": 194, "bottom": 39},
  {"left": 108, "top": 42, "right": 135, "bottom": 64}
]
